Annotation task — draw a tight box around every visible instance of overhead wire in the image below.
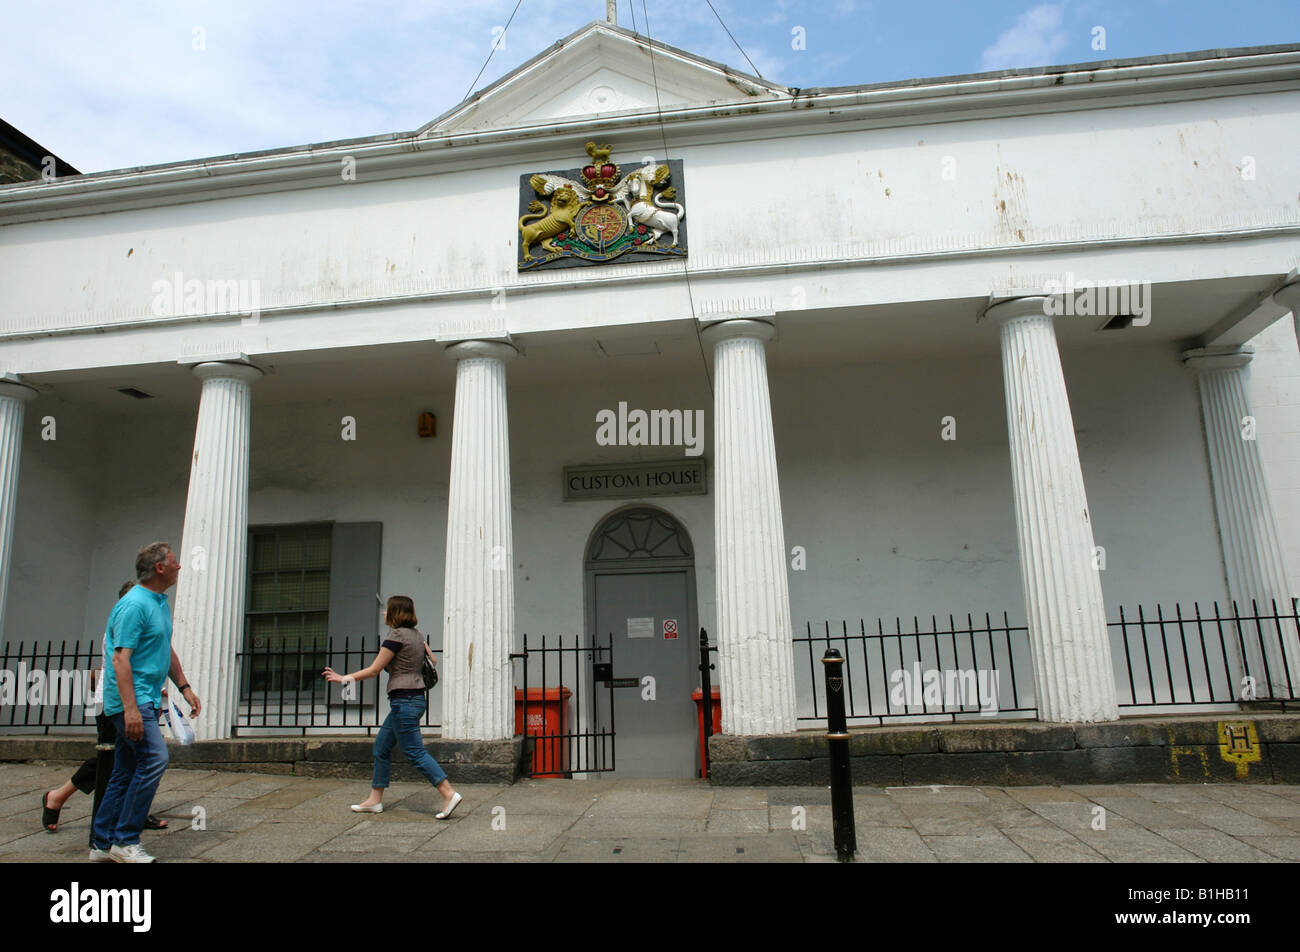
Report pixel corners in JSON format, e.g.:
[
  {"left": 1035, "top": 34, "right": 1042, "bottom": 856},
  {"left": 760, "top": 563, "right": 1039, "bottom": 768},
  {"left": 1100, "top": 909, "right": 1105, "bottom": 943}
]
[
  {"left": 461, "top": 0, "right": 525, "bottom": 103},
  {"left": 640, "top": 0, "right": 712, "bottom": 397},
  {"left": 704, "top": 0, "right": 763, "bottom": 79}
]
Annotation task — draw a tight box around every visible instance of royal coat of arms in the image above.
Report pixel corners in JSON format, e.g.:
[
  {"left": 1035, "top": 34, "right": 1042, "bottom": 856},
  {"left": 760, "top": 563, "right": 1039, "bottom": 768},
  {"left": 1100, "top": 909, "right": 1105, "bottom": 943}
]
[{"left": 517, "top": 142, "right": 688, "bottom": 271}]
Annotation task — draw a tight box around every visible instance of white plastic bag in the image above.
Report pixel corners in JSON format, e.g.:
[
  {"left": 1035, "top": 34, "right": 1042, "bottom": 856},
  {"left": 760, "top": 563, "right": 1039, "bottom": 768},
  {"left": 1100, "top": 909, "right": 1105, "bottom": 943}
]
[{"left": 162, "top": 696, "right": 196, "bottom": 745}]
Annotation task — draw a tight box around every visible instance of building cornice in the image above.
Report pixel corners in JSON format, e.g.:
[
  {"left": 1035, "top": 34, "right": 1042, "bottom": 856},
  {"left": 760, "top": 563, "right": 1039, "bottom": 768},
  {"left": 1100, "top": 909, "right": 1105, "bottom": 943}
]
[
  {"left": 2, "top": 219, "right": 1296, "bottom": 344},
  {"left": 2, "top": 46, "right": 1298, "bottom": 225}
]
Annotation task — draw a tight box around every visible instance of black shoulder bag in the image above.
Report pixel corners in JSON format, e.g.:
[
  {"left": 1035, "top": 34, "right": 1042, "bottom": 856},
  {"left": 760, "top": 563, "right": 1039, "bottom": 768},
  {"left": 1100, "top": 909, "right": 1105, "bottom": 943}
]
[{"left": 421, "top": 641, "right": 439, "bottom": 690}]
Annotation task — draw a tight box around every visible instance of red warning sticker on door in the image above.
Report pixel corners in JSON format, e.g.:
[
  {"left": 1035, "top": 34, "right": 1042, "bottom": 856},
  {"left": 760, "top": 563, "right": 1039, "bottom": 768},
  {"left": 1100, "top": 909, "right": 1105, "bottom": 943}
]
[{"left": 663, "top": 618, "right": 678, "bottom": 639}]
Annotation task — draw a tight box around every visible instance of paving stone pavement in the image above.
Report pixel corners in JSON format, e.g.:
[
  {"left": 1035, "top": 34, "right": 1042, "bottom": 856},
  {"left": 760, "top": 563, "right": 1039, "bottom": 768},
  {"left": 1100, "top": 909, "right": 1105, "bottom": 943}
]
[{"left": 3, "top": 763, "right": 1299, "bottom": 863}]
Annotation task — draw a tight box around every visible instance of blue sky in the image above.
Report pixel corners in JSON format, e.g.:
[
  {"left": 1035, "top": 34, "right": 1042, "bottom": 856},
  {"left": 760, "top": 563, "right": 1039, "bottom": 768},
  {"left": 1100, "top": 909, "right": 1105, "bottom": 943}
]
[{"left": 2, "top": 0, "right": 1296, "bottom": 173}]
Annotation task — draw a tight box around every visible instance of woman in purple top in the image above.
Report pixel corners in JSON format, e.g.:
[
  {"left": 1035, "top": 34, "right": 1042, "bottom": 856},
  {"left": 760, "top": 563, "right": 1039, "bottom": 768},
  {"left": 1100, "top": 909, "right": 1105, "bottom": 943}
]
[{"left": 323, "top": 595, "right": 462, "bottom": 819}]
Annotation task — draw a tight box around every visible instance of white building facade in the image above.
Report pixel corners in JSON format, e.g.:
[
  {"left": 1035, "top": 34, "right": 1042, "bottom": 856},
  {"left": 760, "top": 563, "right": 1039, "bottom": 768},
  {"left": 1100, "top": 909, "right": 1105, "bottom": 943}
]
[{"left": 1, "top": 23, "right": 1298, "bottom": 777}]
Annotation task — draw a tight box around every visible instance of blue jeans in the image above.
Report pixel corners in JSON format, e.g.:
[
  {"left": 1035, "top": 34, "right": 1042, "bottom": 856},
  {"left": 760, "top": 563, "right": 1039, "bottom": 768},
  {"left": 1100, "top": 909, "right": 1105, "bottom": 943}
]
[
  {"left": 372, "top": 694, "right": 447, "bottom": 789},
  {"left": 92, "top": 702, "right": 168, "bottom": 848}
]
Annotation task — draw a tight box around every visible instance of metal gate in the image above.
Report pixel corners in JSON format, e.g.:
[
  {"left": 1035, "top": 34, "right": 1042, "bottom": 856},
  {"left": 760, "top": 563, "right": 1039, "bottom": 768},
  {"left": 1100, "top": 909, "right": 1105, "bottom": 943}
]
[{"left": 511, "top": 633, "right": 616, "bottom": 777}]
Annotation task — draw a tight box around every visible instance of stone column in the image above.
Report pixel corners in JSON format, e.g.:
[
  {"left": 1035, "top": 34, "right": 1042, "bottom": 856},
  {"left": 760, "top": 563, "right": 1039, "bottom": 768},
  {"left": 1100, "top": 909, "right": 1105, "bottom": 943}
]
[
  {"left": 441, "top": 340, "right": 517, "bottom": 740},
  {"left": 701, "top": 317, "right": 797, "bottom": 736},
  {"left": 171, "top": 361, "right": 262, "bottom": 740},
  {"left": 1183, "top": 345, "right": 1298, "bottom": 695},
  {"left": 0, "top": 378, "right": 38, "bottom": 641},
  {"left": 988, "top": 298, "right": 1118, "bottom": 723}
]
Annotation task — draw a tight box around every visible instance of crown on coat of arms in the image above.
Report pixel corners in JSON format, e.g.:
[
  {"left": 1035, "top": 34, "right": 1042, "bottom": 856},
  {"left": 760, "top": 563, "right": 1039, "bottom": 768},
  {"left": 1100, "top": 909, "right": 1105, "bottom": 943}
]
[{"left": 580, "top": 141, "right": 620, "bottom": 196}]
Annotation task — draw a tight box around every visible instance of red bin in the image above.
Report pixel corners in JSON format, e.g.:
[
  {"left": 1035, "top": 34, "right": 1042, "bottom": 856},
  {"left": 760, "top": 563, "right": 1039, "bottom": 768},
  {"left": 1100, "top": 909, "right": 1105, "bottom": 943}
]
[
  {"left": 514, "top": 687, "right": 572, "bottom": 778},
  {"left": 691, "top": 685, "right": 722, "bottom": 779}
]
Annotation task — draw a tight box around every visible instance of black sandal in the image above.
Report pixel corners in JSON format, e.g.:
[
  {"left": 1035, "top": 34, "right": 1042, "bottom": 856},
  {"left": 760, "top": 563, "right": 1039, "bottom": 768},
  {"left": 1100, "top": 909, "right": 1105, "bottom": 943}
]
[
  {"left": 144, "top": 814, "right": 168, "bottom": 830},
  {"left": 41, "top": 792, "right": 61, "bottom": 833}
]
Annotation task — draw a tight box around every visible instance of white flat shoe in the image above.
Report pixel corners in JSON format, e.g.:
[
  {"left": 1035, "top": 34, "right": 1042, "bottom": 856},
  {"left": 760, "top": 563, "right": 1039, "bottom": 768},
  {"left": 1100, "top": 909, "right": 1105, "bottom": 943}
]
[
  {"left": 351, "top": 802, "right": 383, "bottom": 813},
  {"left": 436, "top": 792, "right": 463, "bottom": 820}
]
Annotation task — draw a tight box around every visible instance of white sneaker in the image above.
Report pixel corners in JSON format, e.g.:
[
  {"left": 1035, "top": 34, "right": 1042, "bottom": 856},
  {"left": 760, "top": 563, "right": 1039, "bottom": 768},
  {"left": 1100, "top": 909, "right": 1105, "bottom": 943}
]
[
  {"left": 88, "top": 846, "right": 114, "bottom": 863},
  {"left": 109, "top": 843, "right": 157, "bottom": 864}
]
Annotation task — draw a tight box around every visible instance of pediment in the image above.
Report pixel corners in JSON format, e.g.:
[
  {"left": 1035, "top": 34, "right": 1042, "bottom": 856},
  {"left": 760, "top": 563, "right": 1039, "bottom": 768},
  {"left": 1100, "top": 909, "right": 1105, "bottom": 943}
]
[{"left": 421, "top": 20, "right": 788, "bottom": 134}]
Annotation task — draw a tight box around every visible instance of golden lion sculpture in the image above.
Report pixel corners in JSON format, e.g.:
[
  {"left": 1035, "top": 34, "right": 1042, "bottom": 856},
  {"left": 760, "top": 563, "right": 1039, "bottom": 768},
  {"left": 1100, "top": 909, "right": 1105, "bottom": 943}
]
[{"left": 519, "top": 183, "right": 582, "bottom": 262}]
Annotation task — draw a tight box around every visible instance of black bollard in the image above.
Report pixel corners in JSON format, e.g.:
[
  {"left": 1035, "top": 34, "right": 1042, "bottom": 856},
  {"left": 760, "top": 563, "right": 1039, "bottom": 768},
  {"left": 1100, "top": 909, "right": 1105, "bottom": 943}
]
[
  {"left": 698, "top": 628, "right": 715, "bottom": 779},
  {"left": 822, "top": 648, "right": 856, "bottom": 861}
]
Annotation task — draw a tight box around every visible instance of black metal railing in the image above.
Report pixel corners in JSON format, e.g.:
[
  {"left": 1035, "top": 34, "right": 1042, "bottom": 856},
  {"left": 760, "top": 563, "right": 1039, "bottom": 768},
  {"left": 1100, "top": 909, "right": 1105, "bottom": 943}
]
[
  {"left": 795, "top": 614, "right": 1036, "bottom": 725},
  {"left": 510, "top": 633, "right": 615, "bottom": 777},
  {"left": 8, "top": 598, "right": 1295, "bottom": 737},
  {"left": 1112, "top": 599, "right": 1299, "bottom": 708},
  {"left": 233, "top": 636, "right": 442, "bottom": 735},
  {"left": 0, "top": 639, "right": 101, "bottom": 734}
]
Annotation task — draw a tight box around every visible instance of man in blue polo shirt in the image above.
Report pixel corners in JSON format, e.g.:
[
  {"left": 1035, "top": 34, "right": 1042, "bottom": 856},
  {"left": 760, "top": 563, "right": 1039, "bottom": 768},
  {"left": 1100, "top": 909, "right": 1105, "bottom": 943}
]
[{"left": 90, "top": 541, "right": 201, "bottom": 864}]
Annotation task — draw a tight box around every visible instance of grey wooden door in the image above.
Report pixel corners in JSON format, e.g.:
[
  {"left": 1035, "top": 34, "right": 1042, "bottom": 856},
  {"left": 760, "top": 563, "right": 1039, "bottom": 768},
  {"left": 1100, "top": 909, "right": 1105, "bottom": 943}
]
[
  {"left": 585, "top": 507, "right": 699, "bottom": 779},
  {"left": 592, "top": 569, "right": 697, "bottom": 778}
]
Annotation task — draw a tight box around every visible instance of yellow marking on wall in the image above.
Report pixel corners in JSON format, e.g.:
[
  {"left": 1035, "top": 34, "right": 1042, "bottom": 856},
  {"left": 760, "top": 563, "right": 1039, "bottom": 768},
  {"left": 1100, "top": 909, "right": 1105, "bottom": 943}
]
[{"left": 1217, "top": 721, "right": 1260, "bottom": 779}]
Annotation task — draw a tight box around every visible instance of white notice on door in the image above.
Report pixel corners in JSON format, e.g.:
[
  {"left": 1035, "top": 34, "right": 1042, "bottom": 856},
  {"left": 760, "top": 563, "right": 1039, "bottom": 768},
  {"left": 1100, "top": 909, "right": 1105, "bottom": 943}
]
[{"left": 627, "top": 617, "right": 654, "bottom": 639}]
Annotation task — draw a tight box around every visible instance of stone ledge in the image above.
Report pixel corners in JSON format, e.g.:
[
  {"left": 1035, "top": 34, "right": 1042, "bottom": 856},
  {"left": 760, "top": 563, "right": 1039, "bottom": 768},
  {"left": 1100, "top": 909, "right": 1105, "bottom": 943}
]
[
  {"left": 1074, "top": 720, "right": 1220, "bottom": 748},
  {"left": 810, "top": 755, "right": 903, "bottom": 787},
  {"left": 936, "top": 724, "right": 1075, "bottom": 753},
  {"left": 1268, "top": 743, "right": 1300, "bottom": 781},
  {"left": 0, "top": 736, "right": 93, "bottom": 762},
  {"left": 205, "top": 761, "right": 297, "bottom": 775},
  {"left": 1084, "top": 746, "right": 1172, "bottom": 783},
  {"left": 708, "top": 759, "right": 812, "bottom": 786},
  {"left": 903, "top": 752, "right": 1010, "bottom": 786},
  {"left": 0, "top": 735, "right": 526, "bottom": 783},
  {"left": 1254, "top": 719, "right": 1300, "bottom": 743},
  {"left": 170, "top": 740, "right": 308, "bottom": 765},
  {"left": 292, "top": 760, "right": 518, "bottom": 783},
  {"left": 1004, "top": 748, "right": 1097, "bottom": 785},
  {"left": 707, "top": 714, "right": 1300, "bottom": 786},
  {"left": 740, "top": 727, "right": 940, "bottom": 760},
  {"left": 847, "top": 728, "right": 941, "bottom": 756}
]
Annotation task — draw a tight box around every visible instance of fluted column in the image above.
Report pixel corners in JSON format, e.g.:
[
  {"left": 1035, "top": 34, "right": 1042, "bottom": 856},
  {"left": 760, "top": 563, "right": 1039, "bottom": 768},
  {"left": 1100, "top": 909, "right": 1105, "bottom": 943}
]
[
  {"left": 1184, "top": 345, "right": 1298, "bottom": 694},
  {"left": 0, "top": 378, "right": 38, "bottom": 641},
  {"left": 989, "top": 298, "right": 1118, "bottom": 723},
  {"left": 441, "top": 340, "right": 516, "bottom": 740},
  {"left": 171, "top": 361, "right": 262, "bottom": 740},
  {"left": 702, "top": 318, "right": 796, "bottom": 736}
]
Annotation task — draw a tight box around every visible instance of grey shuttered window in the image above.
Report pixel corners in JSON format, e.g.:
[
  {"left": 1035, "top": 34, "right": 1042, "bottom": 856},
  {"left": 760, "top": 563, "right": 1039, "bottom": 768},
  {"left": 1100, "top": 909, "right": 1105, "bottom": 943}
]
[{"left": 242, "top": 522, "right": 382, "bottom": 700}]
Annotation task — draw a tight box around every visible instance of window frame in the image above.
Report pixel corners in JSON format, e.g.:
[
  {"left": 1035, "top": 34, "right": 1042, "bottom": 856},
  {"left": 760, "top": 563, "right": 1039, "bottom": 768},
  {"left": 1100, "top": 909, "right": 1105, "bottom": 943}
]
[{"left": 242, "top": 521, "right": 335, "bottom": 702}]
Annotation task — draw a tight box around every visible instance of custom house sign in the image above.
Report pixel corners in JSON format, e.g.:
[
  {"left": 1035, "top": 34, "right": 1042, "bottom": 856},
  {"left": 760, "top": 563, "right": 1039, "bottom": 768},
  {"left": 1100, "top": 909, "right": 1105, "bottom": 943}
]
[{"left": 563, "top": 460, "right": 707, "bottom": 501}]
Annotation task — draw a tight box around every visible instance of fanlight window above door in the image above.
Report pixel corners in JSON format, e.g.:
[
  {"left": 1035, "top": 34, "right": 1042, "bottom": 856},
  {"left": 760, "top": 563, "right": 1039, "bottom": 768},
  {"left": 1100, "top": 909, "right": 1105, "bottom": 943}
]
[{"left": 586, "top": 508, "right": 693, "bottom": 563}]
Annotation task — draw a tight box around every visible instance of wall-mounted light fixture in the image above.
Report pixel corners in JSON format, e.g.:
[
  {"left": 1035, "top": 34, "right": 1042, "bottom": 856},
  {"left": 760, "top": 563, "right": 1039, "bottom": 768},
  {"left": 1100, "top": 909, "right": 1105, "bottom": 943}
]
[{"left": 418, "top": 412, "right": 436, "bottom": 438}]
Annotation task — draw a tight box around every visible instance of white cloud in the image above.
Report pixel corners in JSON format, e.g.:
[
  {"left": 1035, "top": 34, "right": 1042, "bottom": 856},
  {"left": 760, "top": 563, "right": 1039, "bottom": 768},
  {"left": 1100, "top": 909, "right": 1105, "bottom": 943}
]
[
  {"left": 0, "top": 0, "right": 792, "bottom": 173},
  {"left": 0, "top": 0, "right": 583, "bottom": 172},
  {"left": 979, "top": 2, "right": 1070, "bottom": 72}
]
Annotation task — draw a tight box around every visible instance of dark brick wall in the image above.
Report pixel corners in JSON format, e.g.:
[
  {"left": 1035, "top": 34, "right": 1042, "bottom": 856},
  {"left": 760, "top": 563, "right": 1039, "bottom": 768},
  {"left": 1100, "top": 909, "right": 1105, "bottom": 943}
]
[
  {"left": 707, "top": 714, "right": 1300, "bottom": 786},
  {"left": 0, "top": 735, "right": 528, "bottom": 784}
]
